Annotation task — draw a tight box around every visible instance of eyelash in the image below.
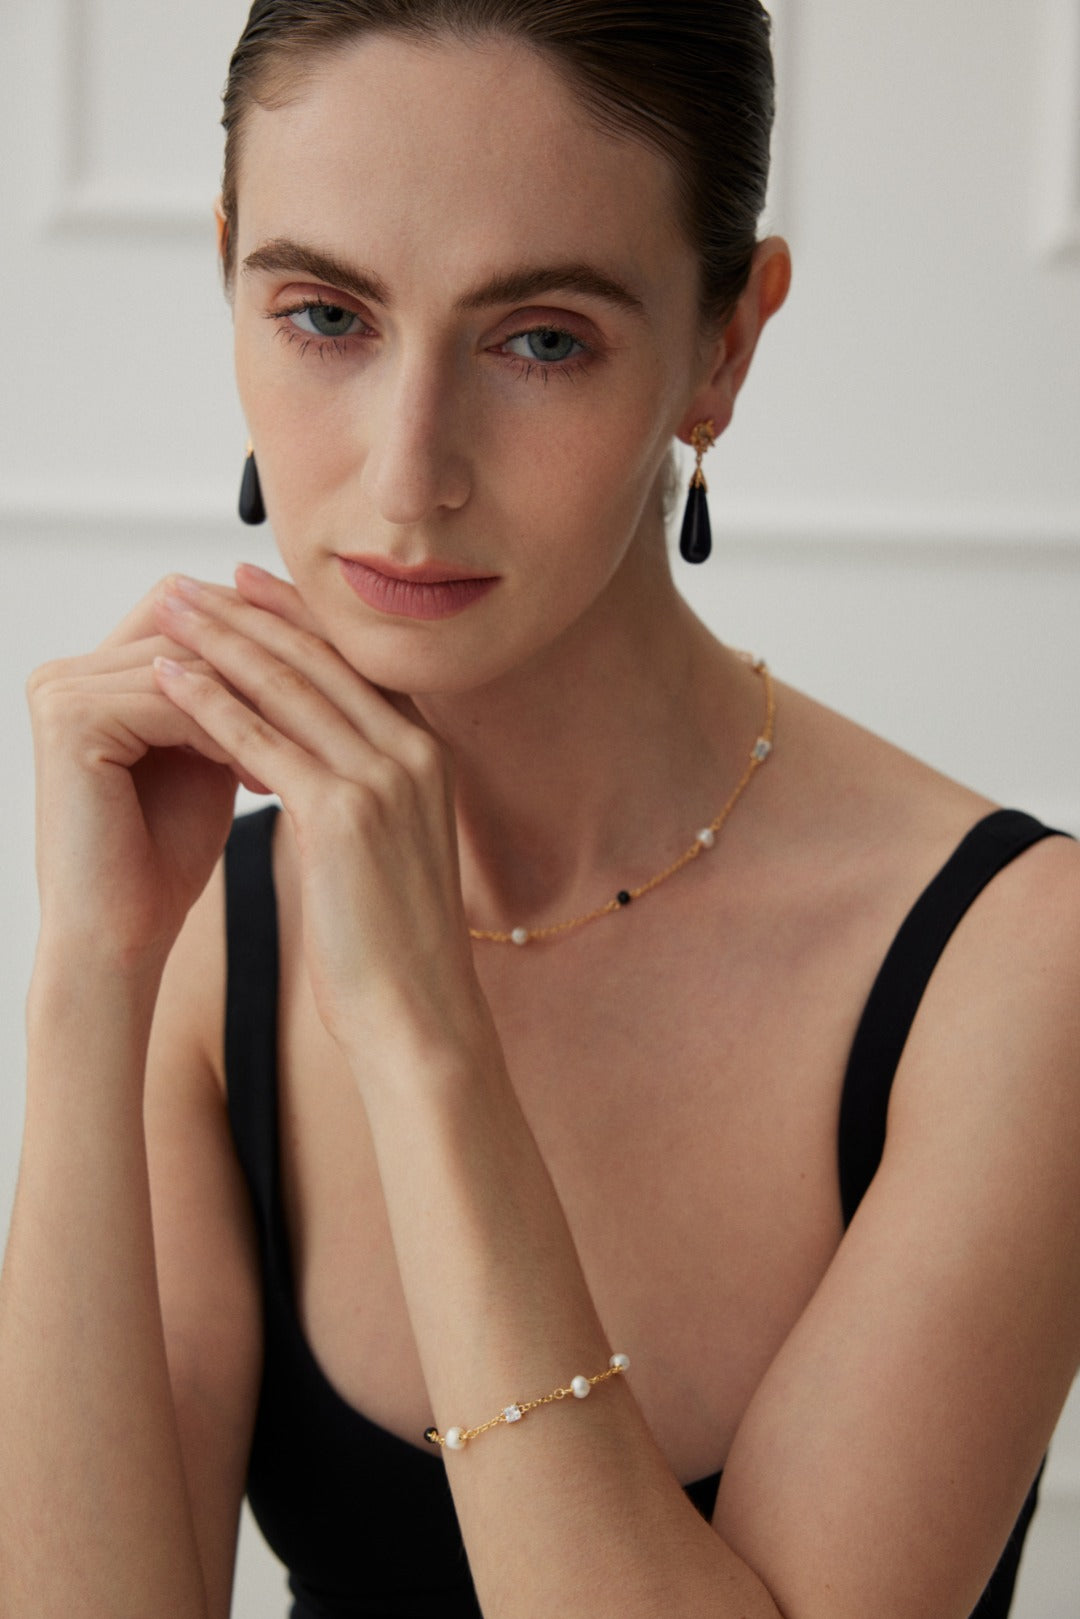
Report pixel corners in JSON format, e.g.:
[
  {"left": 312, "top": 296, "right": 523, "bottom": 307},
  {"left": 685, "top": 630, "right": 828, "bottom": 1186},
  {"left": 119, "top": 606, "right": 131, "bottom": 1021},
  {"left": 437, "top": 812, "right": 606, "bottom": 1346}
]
[{"left": 266, "top": 301, "right": 594, "bottom": 383}]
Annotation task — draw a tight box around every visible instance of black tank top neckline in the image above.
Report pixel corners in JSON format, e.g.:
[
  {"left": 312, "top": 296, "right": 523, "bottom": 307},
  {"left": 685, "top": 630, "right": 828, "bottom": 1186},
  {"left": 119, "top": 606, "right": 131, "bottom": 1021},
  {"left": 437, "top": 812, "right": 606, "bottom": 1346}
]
[{"left": 224, "top": 805, "right": 1064, "bottom": 1619}]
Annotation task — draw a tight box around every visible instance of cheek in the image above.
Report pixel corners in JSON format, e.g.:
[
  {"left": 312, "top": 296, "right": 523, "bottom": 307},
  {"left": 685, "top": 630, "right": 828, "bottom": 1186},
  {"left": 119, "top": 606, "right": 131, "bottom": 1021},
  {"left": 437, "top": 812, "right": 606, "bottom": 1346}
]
[
  {"left": 235, "top": 308, "right": 339, "bottom": 448},
  {"left": 504, "top": 438, "right": 667, "bottom": 618},
  {"left": 235, "top": 329, "right": 349, "bottom": 543},
  {"left": 530, "top": 406, "right": 670, "bottom": 543}
]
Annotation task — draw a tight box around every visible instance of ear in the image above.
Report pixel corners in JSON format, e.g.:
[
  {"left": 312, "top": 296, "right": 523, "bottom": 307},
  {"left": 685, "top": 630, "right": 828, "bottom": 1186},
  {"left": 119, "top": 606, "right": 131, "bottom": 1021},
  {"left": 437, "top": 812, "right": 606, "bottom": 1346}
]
[
  {"left": 213, "top": 194, "right": 230, "bottom": 271},
  {"left": 677, "top": 236, "right": 791, "bottom": 444}
]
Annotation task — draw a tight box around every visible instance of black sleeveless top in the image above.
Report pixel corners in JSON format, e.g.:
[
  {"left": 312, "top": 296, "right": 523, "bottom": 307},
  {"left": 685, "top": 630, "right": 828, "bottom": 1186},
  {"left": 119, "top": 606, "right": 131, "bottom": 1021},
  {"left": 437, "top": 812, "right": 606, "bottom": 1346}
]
[{"left": 224, "top": 806, "right": 1063, "bottom": 1618}]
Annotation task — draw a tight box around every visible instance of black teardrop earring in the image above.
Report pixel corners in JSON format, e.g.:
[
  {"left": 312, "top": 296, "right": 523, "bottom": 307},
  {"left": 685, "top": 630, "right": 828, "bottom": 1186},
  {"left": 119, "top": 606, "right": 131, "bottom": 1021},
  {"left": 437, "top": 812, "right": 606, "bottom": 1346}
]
[
  {"left": 679, "top": 419, "right": 716, "bottom": 564},
  {"left": 238, "top": 440, "right": 266, "bottom": 526}
]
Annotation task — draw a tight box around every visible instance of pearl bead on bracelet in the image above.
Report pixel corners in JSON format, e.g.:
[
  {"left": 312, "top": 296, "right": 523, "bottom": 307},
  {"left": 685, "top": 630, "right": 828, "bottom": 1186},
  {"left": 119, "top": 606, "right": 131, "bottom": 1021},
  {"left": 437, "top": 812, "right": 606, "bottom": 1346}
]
[{"left": 424, "top": 1353, "right": 631, "bottom": 1451}]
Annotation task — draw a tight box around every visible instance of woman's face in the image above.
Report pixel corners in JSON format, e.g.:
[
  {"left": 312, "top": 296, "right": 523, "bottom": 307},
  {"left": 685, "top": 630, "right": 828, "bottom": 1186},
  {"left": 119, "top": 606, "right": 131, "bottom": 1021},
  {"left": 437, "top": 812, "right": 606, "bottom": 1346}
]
[{"left": 230, "top": 32, "right": 712, "bottom": 694}]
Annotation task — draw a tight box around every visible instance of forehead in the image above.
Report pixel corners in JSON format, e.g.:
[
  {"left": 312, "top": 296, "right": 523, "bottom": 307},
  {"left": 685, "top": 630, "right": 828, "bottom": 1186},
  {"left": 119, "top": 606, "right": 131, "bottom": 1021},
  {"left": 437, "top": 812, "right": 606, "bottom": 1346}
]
[{"left": 236, "top": 32, "right": 690, "bottom": 304}]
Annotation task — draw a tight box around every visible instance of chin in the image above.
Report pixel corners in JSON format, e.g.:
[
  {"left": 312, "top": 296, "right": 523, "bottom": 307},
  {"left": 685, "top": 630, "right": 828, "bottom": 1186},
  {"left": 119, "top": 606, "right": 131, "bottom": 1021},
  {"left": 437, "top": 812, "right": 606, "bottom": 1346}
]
[{"left": 310, "top": 606, "right": 534, "bottom": 700}]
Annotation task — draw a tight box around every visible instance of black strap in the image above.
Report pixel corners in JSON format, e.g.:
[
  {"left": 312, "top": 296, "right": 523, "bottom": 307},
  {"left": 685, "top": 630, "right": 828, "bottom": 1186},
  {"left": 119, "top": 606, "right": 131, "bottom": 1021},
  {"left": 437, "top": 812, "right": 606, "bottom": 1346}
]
[
  {"left": 838, "top": 809, "right": 1065, "bottom": 1226},
  {"left": 223, "top": 804, "right": 283, "bottom": 1253}
]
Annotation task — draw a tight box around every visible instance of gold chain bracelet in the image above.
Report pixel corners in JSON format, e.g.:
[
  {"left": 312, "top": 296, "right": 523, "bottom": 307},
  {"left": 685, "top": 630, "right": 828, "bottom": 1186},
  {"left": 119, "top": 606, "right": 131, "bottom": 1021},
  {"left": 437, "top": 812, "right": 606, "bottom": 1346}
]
[{"left": 424, "top": 1353, "right": 630, "bottom": 1451}]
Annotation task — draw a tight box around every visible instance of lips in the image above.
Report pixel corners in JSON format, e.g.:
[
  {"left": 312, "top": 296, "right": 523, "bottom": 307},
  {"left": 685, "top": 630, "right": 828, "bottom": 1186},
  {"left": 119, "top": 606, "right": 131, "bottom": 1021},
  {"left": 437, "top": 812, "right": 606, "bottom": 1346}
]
[{"left": 338, "top": 554, "right": 500, "bottom": 620}]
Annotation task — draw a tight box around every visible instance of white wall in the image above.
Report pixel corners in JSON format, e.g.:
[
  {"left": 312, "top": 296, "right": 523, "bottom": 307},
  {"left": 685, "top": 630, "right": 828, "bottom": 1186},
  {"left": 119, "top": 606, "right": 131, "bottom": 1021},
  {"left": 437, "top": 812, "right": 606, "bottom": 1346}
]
[{"left": 1, "top": 2, "right": 1077, "bottom": 1614}]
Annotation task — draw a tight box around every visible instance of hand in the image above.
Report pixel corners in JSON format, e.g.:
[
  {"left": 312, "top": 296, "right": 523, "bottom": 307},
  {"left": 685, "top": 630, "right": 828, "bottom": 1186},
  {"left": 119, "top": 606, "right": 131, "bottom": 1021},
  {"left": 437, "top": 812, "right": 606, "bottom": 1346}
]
[
  {"left": 151, "top": 567, "right": 490, "bottom": 1076},
  {"left": 27, "top": 584, "right": 256, "bottom": 975}
]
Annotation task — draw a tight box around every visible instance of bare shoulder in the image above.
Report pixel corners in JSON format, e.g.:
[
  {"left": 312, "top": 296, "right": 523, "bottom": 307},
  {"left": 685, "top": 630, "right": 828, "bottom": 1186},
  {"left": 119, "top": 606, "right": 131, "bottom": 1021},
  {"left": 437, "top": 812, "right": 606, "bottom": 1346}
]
[
  {"left": 901, "top": 815, "right": 1080, "bottom": 1022},
  {"left": 766, "top": 662, "right": 1080, "bottom": 1134},
  {"left": 767, "top": 675, "right": 999, "bottom": 842},
  {"left": 887, "top": 816, "right": 1080, "bottom": 1231},
  {"left": 755, "top": 673, "right": 1062, "bottom": 922},
  {"left": 711, "top": 675, "right": 1080, "bottom": 1617},
  {"left": 778, "top": 676, "right": 1080, "bottom": 1223}
]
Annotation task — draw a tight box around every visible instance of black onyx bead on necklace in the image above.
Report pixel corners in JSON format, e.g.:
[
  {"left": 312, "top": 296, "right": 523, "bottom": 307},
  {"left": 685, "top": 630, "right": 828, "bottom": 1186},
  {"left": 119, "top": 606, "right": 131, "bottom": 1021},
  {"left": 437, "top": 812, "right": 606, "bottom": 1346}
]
[{"left": 616, "top": 891, "right": 633, "bottom": 907}]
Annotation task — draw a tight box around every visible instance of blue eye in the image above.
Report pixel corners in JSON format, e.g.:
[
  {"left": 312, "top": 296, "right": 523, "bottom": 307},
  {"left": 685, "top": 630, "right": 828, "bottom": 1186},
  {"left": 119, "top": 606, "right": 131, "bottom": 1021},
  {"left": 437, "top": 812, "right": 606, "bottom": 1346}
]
[
  {"left": 506, "top": 328, "right": 583, "bottom": 365},
  {"left": 289, "top": 303, "right": 361, "bottom": 339}
]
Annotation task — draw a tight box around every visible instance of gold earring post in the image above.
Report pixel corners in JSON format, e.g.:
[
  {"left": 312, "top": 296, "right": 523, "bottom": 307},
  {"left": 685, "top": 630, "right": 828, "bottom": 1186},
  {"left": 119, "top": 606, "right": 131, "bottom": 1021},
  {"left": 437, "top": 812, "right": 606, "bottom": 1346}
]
[{"left": 689, "top": 420, "right": 717, "bottom": 491}]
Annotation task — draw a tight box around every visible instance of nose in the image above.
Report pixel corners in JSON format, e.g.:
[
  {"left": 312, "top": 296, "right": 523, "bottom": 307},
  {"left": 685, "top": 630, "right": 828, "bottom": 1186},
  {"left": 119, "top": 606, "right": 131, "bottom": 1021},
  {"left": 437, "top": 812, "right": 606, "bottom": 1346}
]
[{"left": 364, "top": 350, "right": 472, "bottom": 526}]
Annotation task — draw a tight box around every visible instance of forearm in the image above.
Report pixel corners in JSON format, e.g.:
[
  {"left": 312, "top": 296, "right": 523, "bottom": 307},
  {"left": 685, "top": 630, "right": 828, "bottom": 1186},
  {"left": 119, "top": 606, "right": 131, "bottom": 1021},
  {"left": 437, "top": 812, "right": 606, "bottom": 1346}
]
[
  {"left": 362, "top": 1042, "right": 781, "bottom": 1619},
  {"left": 0, "top": 960, "right": 208, "bottom": 1617}
]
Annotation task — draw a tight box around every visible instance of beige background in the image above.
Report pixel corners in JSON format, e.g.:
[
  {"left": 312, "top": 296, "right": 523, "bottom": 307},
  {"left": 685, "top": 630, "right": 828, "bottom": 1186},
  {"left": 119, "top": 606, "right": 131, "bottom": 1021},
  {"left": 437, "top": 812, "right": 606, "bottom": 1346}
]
[{"left": 1, "top": 1, "right": 1078, "bottom": 1612}]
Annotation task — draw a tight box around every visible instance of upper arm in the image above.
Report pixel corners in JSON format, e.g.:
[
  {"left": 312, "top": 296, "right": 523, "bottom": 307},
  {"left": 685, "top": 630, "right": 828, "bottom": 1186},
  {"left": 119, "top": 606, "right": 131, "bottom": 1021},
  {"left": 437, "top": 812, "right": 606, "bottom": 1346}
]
[
  {"left": 714, "top": 834, "right": 1080, "bottom": 1619},
  {"left": 144, "top": 856, "right": 264, "bottom": 1619}
]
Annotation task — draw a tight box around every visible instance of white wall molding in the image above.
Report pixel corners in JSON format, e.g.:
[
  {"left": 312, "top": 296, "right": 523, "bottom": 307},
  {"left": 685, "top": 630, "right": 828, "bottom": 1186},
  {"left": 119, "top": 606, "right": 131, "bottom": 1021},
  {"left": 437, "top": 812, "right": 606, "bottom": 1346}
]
[
  {"left": 2, "top": 499, "right": 1078, "bottom": 563},
  {"left": 50, "top": 180, "right": 219, "bottom": 236},
  {"left": 49, "top": 0, "right": 227, "bottom": 236},
  {"left": 1035, "top": 0, "right": 1080, "bottom": 263},
  {"left": 705, "top": 504, "right": 1080, "bottom": 559},
  {"left": 0, "top": 497, "right": 239, "bottom": 534}
]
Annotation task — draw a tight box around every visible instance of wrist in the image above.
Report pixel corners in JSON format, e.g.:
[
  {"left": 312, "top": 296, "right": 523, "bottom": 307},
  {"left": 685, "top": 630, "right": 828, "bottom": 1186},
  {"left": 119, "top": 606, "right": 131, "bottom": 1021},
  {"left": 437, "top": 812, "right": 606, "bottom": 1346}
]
[
  {"left": 28, "top": 936, "right": 166, "bottom": 1039},
  {"left": 24, "top": 978, "right": 162, "bottom": 1133},
  {"left": 342, "top": 982, "right": 507, "bottom": 1113}
]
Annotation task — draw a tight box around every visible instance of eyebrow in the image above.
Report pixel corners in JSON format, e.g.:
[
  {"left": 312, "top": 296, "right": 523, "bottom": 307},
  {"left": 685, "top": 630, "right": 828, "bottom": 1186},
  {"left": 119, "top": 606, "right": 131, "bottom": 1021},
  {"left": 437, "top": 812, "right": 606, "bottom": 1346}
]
[{"left": 241, "top": 238, "right": 648, "bottom": 321}]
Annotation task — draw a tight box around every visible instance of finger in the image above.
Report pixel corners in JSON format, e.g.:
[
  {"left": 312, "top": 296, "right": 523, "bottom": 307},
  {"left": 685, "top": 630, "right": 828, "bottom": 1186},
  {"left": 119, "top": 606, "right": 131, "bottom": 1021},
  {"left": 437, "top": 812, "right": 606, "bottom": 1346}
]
[
  {"left": 233, "top": 563, "right": 323, "bottom": 636},
  {"left": 39, "top": 634, "right": 212, "bottom": 685},
  {"left": 154, "top": 658, "right": 324, "bottom": 809},
  {"left": 98, "top": 578, "right": 241, "bottom": 650},
  {"left": 179, "top": 745, "right": 269, "bottom": 797},
  {"left": 31, "top": 645, "right": 246, "bottom": 771},
  {"left": 33, "top": 677, "right": 241, "bottom": 772},
  {"left": 97, "top": 585, "right": 170, "bottom": 650},
  {"left": 154, "top": 580, "right": 420, "bottom": 761},
  {"left": 233, "top": 773, "right": 275, "bottom": 796},
  {"left": 233, "top": 565, "right": 433, "bottom": 732},
  {"left": 154, "top": 597, "right": 385, "bottom": 779},
  {"left": 59, "top": 616, "right": 291, "bottom": 736}
]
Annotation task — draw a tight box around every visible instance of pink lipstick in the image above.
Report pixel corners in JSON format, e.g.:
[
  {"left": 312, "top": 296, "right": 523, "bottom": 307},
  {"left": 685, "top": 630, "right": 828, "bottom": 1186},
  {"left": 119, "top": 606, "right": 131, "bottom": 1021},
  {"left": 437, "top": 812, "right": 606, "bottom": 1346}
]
[{"left": 338, "top": 555, "right": 500, "bottom": 621}]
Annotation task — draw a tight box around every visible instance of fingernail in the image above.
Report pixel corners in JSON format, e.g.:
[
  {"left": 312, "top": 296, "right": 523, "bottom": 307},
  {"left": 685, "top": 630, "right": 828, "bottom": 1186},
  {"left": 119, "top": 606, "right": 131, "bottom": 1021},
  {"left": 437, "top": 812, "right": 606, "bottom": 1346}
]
[
  {"left": 154, "top": 656, "right": 188, "bottom": 679},
  {"left": 170, "top": 574, "right": 204, "bottom": 602},
  {"left": 162, "top": 589, "right": 199, "bottom": 618},
  {"left": 236, "top": 562, "right": 275, "bottom": 582}
]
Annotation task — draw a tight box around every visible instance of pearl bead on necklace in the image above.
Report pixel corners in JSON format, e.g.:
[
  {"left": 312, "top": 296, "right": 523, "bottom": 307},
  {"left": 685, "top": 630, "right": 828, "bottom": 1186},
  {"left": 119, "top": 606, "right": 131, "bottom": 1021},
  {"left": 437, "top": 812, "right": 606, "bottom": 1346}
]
[{"left": 467, "top": 654, "right": 775, "bottom": 948}]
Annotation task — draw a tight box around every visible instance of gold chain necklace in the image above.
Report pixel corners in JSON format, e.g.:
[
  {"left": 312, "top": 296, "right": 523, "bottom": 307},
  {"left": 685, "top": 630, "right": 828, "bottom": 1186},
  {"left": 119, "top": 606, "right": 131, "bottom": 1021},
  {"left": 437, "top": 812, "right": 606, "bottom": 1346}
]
[{"left": 468, "top": 655, "right": 775, "bottom": 947}]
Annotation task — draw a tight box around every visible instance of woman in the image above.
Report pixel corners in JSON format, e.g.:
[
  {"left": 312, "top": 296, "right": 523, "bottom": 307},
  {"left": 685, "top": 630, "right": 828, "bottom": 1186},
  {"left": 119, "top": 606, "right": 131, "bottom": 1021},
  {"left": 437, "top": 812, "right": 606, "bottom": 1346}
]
[{"left": 3, "top": 3, "right": 1079, "bottom": 1617}]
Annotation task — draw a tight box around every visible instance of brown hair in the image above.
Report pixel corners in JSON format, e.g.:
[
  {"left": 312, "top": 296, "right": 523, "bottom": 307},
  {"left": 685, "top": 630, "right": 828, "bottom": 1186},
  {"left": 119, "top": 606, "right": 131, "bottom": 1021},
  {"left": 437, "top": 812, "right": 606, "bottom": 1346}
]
[{"left": 220, "top": 2, "right": 776, "bottom": 521}]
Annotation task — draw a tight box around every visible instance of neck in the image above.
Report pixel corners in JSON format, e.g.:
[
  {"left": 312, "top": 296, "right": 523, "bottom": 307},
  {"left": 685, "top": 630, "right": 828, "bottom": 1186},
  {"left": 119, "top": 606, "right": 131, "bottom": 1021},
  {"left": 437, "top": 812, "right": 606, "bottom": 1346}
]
[{"left": 413, "top": 540, "right": 767, "bottom": 937}]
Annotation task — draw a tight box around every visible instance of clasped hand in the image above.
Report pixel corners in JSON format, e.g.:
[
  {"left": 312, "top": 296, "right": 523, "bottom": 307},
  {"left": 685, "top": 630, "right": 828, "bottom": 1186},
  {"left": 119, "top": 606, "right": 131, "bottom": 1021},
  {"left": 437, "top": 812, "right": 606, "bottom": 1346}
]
[{"left": 150, "top": 567, "right": 487, "bottom": 1077}]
